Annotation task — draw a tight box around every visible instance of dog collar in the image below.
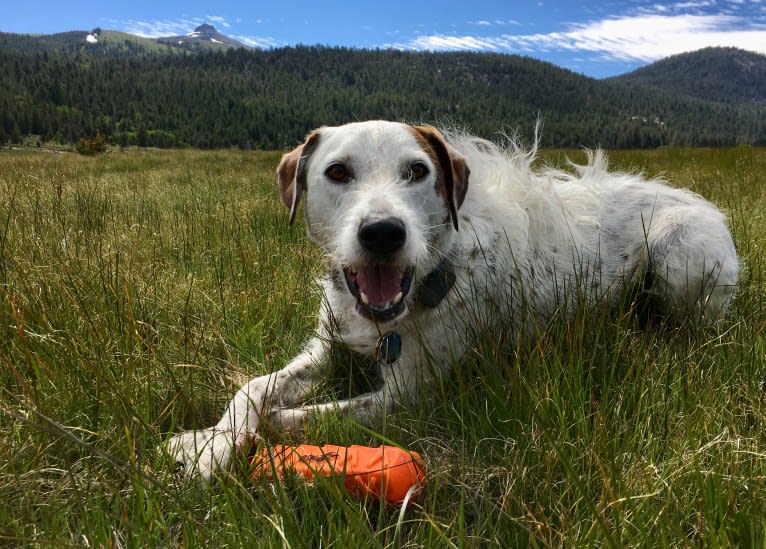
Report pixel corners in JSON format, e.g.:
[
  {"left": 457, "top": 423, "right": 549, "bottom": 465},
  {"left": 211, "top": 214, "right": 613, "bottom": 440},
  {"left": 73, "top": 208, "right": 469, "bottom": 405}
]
[{"left": 418, "top": 261, "right": 456, "bottom": 308}]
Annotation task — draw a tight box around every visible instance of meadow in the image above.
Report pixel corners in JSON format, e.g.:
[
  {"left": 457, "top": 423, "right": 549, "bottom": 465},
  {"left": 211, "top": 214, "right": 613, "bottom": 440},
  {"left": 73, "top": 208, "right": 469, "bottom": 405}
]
[{"left": 0, "top": 144, "right": 764, "bottom": 547}]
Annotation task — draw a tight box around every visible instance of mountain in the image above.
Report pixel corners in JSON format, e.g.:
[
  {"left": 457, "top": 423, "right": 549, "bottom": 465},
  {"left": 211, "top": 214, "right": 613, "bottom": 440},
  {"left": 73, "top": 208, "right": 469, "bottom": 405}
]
[
  {"left": 612, "top": 47, "right": 766, "bottom": 106},
  {"left": 0, "top": 24, "right": 246, "bottom": 55},
  {"left": 157, "top": 24, "right": 247, "bottom": 49}
]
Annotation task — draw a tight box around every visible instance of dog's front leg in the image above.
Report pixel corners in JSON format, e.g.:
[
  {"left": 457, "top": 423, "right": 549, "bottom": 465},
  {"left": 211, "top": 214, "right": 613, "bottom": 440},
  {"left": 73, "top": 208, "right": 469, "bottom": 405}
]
[
  {"left": 267, "top": 389, "right": 388, "bottom": 431},
  {"left": 268, "top": 350, "right": 426, "bottom": 432},
  {"left": 167, "top": 338, "right": 327, "bottom": 480}
]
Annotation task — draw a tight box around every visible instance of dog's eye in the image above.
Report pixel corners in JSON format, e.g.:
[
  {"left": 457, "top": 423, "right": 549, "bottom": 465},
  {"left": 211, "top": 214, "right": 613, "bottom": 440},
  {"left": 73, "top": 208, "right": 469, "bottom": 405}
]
[
  {"left": 325, "top": 163, "right": 352, "bottom": 183},
  {"left": 406, "top": 162, "right": 429, "bottom": 182}
]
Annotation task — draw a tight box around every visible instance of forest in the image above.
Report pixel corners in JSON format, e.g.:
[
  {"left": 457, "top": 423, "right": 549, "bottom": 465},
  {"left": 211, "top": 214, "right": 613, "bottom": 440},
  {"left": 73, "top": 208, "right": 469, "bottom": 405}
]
[
  {"left": 612, "top": 47, "right": 766, "bottom": 106},
  {"left": 2, "top": 41, "right": 765, "bottom": 150}
]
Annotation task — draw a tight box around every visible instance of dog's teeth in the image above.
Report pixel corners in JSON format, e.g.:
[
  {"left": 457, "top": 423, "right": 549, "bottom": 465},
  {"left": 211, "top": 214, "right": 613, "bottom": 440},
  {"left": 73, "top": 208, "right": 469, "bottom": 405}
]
[
  {"left": 360, "top": 292, "right": 369, "bottom": 305},
  {"left": 394, "top": 292, "right": 403, "bottom": 303}
]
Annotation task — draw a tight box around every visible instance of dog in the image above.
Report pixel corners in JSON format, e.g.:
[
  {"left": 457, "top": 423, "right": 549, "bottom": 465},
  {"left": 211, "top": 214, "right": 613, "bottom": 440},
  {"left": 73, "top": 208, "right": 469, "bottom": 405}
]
[{"left": 168, "top": 120, "right": 739, "bottom": 479}]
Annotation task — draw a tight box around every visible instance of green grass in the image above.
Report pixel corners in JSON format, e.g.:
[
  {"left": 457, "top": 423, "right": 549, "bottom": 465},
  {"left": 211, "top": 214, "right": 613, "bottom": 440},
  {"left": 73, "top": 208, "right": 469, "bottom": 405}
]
[{"left": 0, "top": 145, "right": 764, "bottom": 547}]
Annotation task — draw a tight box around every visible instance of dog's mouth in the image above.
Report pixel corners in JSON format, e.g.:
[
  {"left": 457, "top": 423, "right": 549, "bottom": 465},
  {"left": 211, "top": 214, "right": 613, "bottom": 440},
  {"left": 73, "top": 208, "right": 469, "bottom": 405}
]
[{"left": 343, "top": 264, "right": 415, "bottom": 322}]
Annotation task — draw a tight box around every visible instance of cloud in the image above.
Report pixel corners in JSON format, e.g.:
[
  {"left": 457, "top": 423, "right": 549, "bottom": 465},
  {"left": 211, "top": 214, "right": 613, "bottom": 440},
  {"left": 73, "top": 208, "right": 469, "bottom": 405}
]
[
  {"left": 469, "top": 18, "right": 520, "bottom": 27},
  {"left": 548, "top": 14, "right": 766, "bottom": 61},
  {"left": 404, "top": 35, "right": 504, "bottom": 51},
  {"left": 123, "top": 16, "right": 231, "bottom": 37},
  {"left": 234, "top": 35, "right": 281, "bottom": 48},
  {"left": 207, "top": 16, "right": 230, "bottom": 29},
  {"left": 387, "top": 13, "right": 766, "bottom": 62},
  {"left": 124, "top": 19, "right": 203, "bottom": 37}
]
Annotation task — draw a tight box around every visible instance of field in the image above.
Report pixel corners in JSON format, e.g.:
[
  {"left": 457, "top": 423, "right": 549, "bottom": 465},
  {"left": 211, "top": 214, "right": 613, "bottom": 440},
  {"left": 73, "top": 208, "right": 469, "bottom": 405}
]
[{"left": 0, "top": 145, "right": 764, "bottom": 547}]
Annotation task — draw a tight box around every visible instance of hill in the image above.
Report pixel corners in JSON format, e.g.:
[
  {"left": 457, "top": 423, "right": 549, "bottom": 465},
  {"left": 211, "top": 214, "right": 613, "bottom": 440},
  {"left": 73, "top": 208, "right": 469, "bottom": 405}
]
[
  {"left": 0, "top": 32, "right": 764, "bottom": 150},
  {"left": 612, "top": 47, "right": 766, "bottom": 106}
]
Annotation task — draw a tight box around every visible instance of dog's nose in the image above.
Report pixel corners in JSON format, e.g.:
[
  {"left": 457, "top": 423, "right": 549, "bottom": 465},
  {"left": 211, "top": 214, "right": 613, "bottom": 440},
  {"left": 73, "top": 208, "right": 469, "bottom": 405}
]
[{"left": 358, "top": 217, "right": 407, "bottom": 256}]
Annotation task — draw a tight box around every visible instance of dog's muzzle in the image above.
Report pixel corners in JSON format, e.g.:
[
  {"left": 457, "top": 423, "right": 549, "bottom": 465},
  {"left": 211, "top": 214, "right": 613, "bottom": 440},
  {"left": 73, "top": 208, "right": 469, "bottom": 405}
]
[{"left": 343, "top": 217, "right": 415, "bottom": 322}]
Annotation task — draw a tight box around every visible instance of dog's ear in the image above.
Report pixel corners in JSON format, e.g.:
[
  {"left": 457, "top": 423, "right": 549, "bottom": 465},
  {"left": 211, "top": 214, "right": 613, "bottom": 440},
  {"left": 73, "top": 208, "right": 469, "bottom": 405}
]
[
  {"left": 410, "top": 125, "right": 470, "bottom": 231},
  {"left": 277, "top": 130, "right": 322, "bottom": 225}
]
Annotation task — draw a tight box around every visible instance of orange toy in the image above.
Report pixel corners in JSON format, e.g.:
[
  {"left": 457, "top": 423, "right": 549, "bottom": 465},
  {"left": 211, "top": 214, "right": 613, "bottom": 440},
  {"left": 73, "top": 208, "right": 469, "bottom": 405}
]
[{"left": 251, "top": 444, "right": 427, "bottom": 504}]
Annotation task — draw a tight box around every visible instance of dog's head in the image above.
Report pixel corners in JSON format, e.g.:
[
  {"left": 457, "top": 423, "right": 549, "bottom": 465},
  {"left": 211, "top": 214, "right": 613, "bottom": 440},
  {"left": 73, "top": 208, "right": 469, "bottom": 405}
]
[{"left": 277, "top": 121, "right": 469, "bottom": 323}]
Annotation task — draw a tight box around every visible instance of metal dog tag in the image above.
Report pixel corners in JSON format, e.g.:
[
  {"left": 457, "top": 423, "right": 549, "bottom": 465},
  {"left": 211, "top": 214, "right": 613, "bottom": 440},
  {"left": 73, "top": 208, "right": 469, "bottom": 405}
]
[{"left": 376, "top": 332, "right": 402, "bottom": 364}]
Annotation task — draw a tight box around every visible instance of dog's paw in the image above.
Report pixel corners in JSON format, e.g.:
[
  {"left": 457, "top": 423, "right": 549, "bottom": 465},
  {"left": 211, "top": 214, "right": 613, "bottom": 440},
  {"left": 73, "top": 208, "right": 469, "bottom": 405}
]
[
  {"left": 166, "top": 428, "right": 235, "bottom": 480},
  {"left": 267, "top": 407, "right": 309, "bottom": 432}
]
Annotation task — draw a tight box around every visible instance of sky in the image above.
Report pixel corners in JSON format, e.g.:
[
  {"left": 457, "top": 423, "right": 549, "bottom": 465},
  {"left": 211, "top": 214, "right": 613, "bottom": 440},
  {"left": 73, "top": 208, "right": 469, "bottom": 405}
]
[{"left": 2, "top": 1, "right": 766, "bottom": 78}]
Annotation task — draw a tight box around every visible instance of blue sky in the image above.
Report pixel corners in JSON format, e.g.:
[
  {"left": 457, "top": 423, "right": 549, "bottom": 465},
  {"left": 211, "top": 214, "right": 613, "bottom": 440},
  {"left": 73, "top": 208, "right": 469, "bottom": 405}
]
[{"left": 2, "top": 1, "right": 766, "bottom": 77}]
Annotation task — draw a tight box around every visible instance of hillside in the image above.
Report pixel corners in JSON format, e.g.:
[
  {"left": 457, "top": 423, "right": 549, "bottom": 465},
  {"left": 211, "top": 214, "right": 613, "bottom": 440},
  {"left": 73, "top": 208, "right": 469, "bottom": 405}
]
[
  {"left": 613, "top": 47, "right": 766, "bottom": 106},
  {"left": 0, "top": 32, "right": 764, "bottom": 150}
]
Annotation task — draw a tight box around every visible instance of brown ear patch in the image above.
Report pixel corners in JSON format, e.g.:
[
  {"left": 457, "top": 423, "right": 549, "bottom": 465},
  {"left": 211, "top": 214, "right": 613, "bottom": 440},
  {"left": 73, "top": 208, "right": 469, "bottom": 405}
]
[
  {"left": 276, "top": 130, "right": 321, "bottom": 225},
  {"left": 277, "top": 148, "right": 301, "bottom": 210},
  {"left": 409, "top": 125, "right": 469, "bottom": 231}
]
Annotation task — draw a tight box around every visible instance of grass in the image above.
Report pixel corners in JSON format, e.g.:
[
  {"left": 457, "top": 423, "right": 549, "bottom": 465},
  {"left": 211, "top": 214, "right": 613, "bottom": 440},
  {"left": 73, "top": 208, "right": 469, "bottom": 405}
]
[{"left": 0, "top": 145, "right": 764, "bottom": 547}]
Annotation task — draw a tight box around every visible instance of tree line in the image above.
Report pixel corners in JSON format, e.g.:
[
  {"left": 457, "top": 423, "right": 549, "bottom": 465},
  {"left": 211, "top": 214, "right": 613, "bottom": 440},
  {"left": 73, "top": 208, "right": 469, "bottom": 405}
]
[{"left": 1, "top": 44, "right": 765, "bottom": 150}]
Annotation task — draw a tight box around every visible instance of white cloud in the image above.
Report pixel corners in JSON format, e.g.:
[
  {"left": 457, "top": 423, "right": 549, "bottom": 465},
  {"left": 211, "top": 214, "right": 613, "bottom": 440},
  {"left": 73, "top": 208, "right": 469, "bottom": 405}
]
[
  {"left": 124, "top": 18, "right": 205, "bottom": 37},
  {"left": 387, "top": 13, "right": 766, "bottom": 62},
  {"left": 469, "top": 18, "right": 520, "bottom": 27},
  {"left": 550, "top": 14, "right": 766, "bottom": 61},
  {"left": 406, "top": 35, "right": 503, "bottom": 51},
  {"left": 207, "top": 16, "right": 230, "bottom": 28},
  {"left": 670, "top": 1, "right": 716, "bottom": 10},
  {"left": 124, "top": 16, "right": 230, "bottom": 37},
  {"left": 235, "top": 35, "right": 281, "bottom": 48}
]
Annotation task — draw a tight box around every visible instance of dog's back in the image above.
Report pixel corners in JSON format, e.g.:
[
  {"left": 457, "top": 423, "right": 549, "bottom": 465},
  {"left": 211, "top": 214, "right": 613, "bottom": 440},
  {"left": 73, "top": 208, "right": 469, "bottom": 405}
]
[{"left": 448, "top": 135, "right": 739, "bottom": 322}]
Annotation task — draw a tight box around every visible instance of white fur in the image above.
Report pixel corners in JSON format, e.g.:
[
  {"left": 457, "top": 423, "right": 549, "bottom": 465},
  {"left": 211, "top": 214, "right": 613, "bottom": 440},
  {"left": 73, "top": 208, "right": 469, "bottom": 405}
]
[{"left": 168, "top": 121, "right": 739, "bottom": 479}]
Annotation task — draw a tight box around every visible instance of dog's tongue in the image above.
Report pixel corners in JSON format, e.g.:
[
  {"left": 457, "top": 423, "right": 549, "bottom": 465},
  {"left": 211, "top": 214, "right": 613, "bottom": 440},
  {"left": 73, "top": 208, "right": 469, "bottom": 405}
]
[{"left": 356, "top": 265, "right": 402, "bottom": 305}]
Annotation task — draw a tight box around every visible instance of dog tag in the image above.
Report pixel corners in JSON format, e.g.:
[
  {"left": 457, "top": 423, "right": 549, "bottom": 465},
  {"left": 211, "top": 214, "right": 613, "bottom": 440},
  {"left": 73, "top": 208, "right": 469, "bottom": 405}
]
[{"left": 376, "top": 332, "right": 402, "bottom": 364}]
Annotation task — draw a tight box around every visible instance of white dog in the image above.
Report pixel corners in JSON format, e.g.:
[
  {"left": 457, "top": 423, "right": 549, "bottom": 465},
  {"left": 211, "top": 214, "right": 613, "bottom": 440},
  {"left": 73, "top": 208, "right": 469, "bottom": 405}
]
[{"left": 168, "top": 120, "right": 739, "bottom": 479}]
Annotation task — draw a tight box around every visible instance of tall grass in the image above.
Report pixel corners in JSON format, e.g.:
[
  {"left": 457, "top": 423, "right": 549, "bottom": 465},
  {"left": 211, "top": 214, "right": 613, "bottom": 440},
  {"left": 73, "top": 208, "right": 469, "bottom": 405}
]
[{"left": 0, "top": 146, "right": 764, "bottom": 547}]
